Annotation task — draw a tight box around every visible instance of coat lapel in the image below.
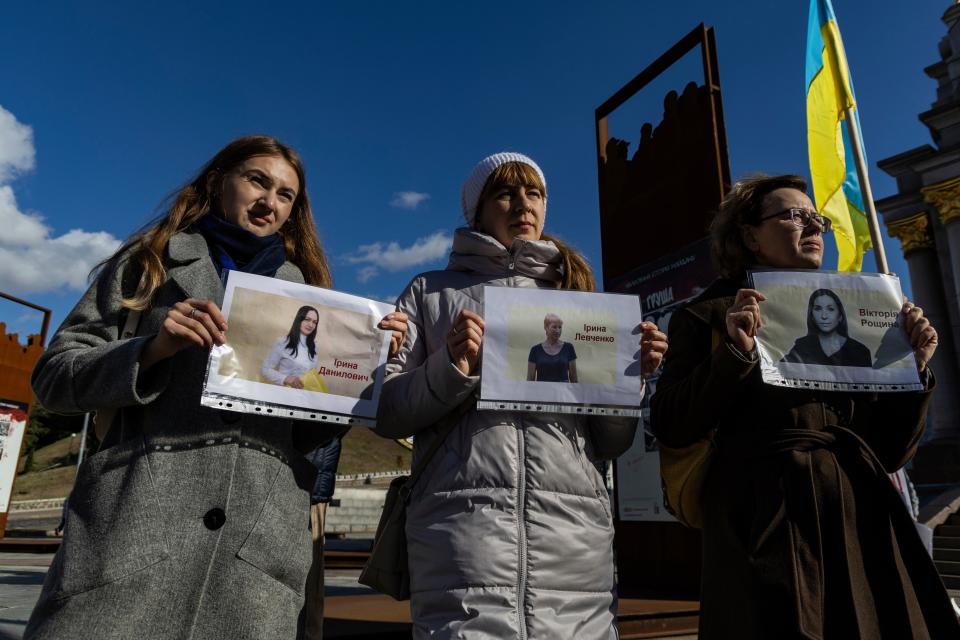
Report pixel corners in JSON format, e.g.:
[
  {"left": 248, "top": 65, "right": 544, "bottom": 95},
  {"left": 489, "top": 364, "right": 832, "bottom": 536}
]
[
  {"left": 685, "top": 277, "right": 741, "bottom": 328},
  {"left": 166, "top": 231, "right": 306, "bottom": 304},
  {"left": 167, "top": 232, "right": 226, "bottom": 304},
  {"left": 275, "top": 262, "right": 306, "bottom": 284}
]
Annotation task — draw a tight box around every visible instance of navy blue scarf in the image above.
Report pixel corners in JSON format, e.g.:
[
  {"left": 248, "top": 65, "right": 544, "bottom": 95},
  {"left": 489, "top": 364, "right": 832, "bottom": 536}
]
[{"left": 197, "top": 215, "right": 286, "bottom": 278}]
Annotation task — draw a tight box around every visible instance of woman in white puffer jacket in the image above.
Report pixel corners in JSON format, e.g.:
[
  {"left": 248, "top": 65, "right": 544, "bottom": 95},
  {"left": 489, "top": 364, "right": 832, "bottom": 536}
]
[{"left": 375, "top": 152, "right": 668, "bottom": 639}]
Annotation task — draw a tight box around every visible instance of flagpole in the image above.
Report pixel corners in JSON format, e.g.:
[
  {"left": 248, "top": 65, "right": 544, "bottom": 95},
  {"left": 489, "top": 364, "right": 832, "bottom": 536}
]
[{"left": 843, "top": 106, "right": 889, "bottom": 274}]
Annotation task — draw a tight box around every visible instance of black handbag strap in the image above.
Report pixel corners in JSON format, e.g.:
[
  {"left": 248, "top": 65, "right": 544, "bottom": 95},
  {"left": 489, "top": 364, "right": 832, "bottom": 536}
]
[{"left": 401, "top": 396, "right": 475, "bottom": 498}]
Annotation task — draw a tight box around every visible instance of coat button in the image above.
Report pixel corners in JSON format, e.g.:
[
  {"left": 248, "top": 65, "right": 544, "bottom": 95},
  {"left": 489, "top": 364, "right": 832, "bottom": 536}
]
[{"left": 203, "top": 508, "right": 226, "bottom": 530}]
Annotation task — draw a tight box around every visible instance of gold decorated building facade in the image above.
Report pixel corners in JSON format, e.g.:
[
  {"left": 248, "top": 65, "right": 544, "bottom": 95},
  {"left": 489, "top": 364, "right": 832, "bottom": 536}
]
[{"left": 877, "top": 3, "right": 960, "bottom": 482}]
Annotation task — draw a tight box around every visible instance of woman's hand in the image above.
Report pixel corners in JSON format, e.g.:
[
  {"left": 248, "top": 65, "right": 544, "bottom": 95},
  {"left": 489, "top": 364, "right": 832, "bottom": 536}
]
[
  {"left": 639, "top": 321, "right": 668, "bottom": 376},
  {"left": 283, "top": 375, "right": 305, "bottom": 389},
  {"left": 141, "top": 298, "right": 227, "bottom": 370},
  {"left": 379, "top": 311, "right": 410, "bottom": 357},
  {"left": 902, "top": 301, "right": 938, "bottom": 372},
  {"left": 447, "top": 310, "right": 484, "bottom": 376},
  {"left": 725, "top": 289, "right": 765, "bottom": 353}
]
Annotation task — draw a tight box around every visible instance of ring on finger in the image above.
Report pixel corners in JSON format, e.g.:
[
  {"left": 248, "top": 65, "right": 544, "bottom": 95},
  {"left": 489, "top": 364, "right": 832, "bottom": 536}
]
[
  {"left": 189, "top": 308, "right": 198, "bottom": 321},
  {"left": 453, "top": 326, "right": 460, "bottom": 335}
]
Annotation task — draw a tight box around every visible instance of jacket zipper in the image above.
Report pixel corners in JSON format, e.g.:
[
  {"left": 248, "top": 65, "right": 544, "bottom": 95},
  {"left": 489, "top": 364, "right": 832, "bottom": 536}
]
[{"left": 515, "top": 417, "right": 528, "bottom": 640}]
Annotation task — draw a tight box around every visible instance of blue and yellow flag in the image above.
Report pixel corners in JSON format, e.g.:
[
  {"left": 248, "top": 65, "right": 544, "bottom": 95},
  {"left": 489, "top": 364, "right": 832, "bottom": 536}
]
[{"left": 806, "top": 0, "right": 871, "bottom": 271}]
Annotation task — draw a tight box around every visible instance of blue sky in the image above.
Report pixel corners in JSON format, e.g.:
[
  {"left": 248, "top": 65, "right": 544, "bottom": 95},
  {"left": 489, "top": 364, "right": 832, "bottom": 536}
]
[{"left": 0, "top": 0, "right": 948, "bottom": 341}]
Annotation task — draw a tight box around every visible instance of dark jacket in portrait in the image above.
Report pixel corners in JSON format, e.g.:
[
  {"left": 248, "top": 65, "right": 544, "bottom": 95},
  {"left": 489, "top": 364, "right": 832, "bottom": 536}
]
[
  {"left": 649, "top": 277, "right": 958, "bottom": 640},
  {"left": 528, "top": 341, "right": 577, "bottom": 382},
  {"left": 782, "top": 333, "right": 873, "bottom": 367}
]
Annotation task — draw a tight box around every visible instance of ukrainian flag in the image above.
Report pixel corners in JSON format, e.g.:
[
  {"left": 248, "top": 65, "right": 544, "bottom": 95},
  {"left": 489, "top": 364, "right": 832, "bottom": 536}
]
[{"left": 806, "top": 0, "right": 871, "bottom": 271}]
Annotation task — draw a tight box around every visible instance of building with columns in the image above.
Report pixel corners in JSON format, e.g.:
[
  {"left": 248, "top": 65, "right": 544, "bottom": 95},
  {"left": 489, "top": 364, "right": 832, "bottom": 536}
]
[{"left": 877, "top": 2, "right": 960, "bottom": 483}]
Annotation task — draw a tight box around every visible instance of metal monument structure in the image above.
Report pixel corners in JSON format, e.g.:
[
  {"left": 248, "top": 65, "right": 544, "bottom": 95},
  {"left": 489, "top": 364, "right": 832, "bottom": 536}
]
[
  {"left": 596, "top": 24, "right": 731, "bottom": 597},
  {"left": 0, "top": 291, "right": 51, "bottom": 537}
]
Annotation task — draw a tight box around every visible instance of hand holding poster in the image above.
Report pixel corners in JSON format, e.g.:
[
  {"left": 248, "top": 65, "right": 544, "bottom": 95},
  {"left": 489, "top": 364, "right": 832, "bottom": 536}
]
[
  {"left": 750, "top": 270, "right": 921, "bottom": 392},
  {"left": 201, "top": 271, "right": 394, "bottom": 426},
  {"left": 479, "top": 286, "right": 644, "bottom": 415}
]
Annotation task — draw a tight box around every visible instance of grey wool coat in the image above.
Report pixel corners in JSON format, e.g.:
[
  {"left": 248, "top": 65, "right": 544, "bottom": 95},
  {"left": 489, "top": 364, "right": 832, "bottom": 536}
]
[
  {"left": 26, "top": 231, "right": 340, "bottom": 640},
  {"left": 375, "top": 229, "right": 640, "bottom": 640}
]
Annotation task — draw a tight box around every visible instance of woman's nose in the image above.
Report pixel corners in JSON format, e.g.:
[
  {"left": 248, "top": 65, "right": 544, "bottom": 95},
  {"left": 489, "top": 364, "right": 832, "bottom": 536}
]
[
  {"left": 259, "top": 192, "right": 278, "bottom": 211},
  {"left": 514, "top": 193, "right": 534, "bottom": 212},
  {"left": 804, "top": 219, "right": 824, "bottom": 235}
]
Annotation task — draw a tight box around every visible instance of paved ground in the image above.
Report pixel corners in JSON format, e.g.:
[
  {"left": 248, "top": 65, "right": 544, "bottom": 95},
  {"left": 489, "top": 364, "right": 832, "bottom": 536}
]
[
  {"left": 0, "top": 552, "right": 373, "bottom": 640},
  {"left": 3, "top": 511, "right": 62, "bottom": 536},
  {"left": 0, "top": 549, "right": 700, "bottom": 639},
  {"left": 0, "top": 554, "right": 49, "bottom": 640}
]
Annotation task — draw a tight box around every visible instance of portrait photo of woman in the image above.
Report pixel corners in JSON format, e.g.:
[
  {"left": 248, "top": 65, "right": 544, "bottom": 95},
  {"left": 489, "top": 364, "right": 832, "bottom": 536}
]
[
  {"left": 781, "top": 288, "right": 872, "bottom": 367},
  {"left": 527, "top": 313, "right": 578, "bottom": 382},
  {"left": 260, "top": 305, "right": 320, "bottom": 388}
]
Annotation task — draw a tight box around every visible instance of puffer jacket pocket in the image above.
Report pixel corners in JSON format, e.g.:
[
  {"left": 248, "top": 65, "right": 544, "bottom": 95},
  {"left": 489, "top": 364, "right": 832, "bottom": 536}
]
[
  {"left": 53, "top": 436, "right": 170, "bottom": 598},
  {"left": 236, "top": 462, "right": 313, "bottom": 596}
]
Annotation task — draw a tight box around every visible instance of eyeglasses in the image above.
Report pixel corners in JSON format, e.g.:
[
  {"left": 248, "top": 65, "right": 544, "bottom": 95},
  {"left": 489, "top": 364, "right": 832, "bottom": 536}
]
[{"left": 756, "top": 208, "right": 832, "bottom": 233}]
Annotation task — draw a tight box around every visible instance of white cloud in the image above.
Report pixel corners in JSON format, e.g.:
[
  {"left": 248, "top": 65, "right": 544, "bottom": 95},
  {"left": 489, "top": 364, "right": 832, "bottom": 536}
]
[
  {"left": 0, "top": 106, "right": 35, "bottom": 182},
  {"left": 344, "top": 230, "right": 452, "bottom": 281},
  {"left": 390, "top": 191, "right": 431, "bottom": 210},
  {"left": 0, "top": 107, "right": 122, "bottom": 295},
  {"left": 357, "top": 266, "right": 379, "bottom": 283}
]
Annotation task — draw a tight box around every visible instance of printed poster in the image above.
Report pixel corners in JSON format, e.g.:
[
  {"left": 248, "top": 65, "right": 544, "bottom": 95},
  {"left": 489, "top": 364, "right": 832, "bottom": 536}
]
[
  {"left": 480, "top": 286, "right": 644, "bottom": 413},
  {"left": 202, "top": 271, "right": 393, "bottom": 425},
  {"left": 751, "top": 269, "right": 921, "bottom": 392},
  {"left": 0, "top": 400, "right": 29, "bottom": 513}
]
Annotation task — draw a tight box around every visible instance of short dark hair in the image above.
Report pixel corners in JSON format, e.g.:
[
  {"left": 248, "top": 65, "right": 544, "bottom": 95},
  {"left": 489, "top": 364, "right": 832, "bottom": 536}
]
[{"left": 710, "top": 174, "right": 808, "bottom": 278}]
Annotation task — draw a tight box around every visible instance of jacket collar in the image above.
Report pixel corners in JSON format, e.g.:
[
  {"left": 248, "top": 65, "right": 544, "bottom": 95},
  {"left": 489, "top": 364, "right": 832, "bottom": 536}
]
[
  {"left": 446, "top": 228, "right": 563, "bottom": 284},
  {"left": 167, "top": 232, "right": 223, "bottom": 302},
  {"left": 166, "top": 231, "right": 304, "bottom": 302},
  {"left": 684, "top": 277, "right": 743, "bottom": 327}
]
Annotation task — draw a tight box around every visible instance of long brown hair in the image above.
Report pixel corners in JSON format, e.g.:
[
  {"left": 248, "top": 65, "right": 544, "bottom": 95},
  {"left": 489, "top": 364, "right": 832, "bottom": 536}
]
[
  {"left": 102, "top": 135, "right": 332, "bottom": 310},
  {"left": 710, "top": 174, "right": 808, "bottom": 278},
  {"left": 474, "top": 162, "right": 596, "bottom": 292}
]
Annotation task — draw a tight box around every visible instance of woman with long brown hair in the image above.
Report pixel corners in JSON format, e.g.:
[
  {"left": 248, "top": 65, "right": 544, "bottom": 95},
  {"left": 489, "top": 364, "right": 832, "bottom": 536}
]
[
  {"left": 375, "top": 152, "right": 667, "bottom": 638},
  {"left": 26, "top": 135, "right": 406, "bottom": 639}
]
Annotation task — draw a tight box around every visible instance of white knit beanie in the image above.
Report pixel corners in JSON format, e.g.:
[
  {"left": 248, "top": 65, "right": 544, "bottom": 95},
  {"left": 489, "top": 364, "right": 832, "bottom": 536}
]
[{"left": 460, "top": 151, "right": 547, "bottom": 226}]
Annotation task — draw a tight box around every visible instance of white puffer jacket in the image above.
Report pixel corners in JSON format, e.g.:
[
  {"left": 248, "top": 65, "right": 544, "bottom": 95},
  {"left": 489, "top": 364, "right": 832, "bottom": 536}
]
[{"left": 376, "top": 228, "right": 640, "bottom": 640}]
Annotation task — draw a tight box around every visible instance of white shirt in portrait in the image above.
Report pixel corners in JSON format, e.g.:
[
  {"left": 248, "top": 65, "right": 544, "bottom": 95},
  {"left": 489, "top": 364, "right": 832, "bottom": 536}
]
[{"left": 260, "top": 335, "right": 318, "bottom": 385}]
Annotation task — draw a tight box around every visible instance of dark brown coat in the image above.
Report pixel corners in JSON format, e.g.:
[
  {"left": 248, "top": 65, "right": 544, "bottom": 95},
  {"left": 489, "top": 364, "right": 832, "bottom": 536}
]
[{"left": 650, "top": 278, "right": 959, "bottom": 640}]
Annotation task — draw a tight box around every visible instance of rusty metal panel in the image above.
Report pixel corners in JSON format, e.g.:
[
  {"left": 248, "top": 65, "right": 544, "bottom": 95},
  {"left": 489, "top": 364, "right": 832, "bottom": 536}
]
[
  {"left": 596, "top": 24, "right": 732, "bottom": 600},
  {"left": 596, "top": 24, "right": 730, "bottom": 285}
]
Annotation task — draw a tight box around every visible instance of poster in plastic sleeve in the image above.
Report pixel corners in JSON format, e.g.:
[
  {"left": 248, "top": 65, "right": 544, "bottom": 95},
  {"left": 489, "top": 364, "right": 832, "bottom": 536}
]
[
  {"left": 201, "top": 271, "right": 393, "bottom": 427},
  {"left": 0, "top": 400, "right": 29, "bottom": 513},
  {"left": 607, "top": 238, "right": 715, "bottom": 522},
  {"left": 750, "top": 269, "right": 921, "bottom": 392},
  {"left": 478, "top": 286, "right": 644, "bottom": 415}
]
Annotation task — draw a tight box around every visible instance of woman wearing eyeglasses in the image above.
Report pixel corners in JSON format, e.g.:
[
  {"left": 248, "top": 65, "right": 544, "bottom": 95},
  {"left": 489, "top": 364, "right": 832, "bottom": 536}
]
[{"left": 650, "top": 175, "right": 958, "bottom": 639}]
